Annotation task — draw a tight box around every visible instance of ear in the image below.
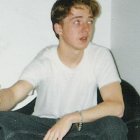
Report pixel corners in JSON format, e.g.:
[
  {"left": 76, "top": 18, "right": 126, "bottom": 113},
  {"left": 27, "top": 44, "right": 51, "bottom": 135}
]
[{"left": 54, "top": 23, "right": 63, "bottom": 35}]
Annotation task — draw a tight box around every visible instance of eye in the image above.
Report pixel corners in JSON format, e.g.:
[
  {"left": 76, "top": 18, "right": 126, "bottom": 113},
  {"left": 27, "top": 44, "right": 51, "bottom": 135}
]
[
  {"left": 87, "top": 19, "right": 94, "bottom": 24},
  {"left": 73, "top": 20, "right": 81, "bottom": 25}
]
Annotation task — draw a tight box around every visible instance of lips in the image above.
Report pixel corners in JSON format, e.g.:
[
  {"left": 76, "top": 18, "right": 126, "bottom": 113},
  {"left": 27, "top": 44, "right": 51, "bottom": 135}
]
[{"left": 80, "top": 36, "right": 88, "bottom": 41}]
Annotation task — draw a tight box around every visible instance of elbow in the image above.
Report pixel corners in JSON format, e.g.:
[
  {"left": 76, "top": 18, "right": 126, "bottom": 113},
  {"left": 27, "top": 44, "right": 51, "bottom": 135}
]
[{"left": 117, "top": 102, "right": 125, "bottom": 118}]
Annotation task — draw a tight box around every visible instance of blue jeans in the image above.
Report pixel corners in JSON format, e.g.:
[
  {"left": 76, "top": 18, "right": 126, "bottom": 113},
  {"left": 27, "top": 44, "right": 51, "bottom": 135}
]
[{"left": 0, "top": 111, "right": 128, "bottom": 140}]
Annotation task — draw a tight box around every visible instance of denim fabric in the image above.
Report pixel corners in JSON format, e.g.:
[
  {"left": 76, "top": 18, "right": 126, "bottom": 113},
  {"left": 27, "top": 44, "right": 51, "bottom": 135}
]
[{"left": 0, "top": 111, "right": 128, "bottom": 140}]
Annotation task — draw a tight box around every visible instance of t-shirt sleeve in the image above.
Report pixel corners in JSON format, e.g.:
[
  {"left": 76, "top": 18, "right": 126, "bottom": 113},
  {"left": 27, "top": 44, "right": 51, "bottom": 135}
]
[
  {"left": 95, "top": 48, "right": 121, "bottom": 89},
  {"left": 19, "top": 51, "right": 45, "bottom": 88}
]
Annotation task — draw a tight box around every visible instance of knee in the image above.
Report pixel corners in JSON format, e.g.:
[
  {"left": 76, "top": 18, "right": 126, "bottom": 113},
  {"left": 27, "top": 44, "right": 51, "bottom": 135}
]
[{"left": 102, "top": 116, "right": 128, "bottom": 137}]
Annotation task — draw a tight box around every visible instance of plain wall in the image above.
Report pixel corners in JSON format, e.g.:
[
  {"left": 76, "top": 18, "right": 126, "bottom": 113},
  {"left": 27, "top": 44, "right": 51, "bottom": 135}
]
[{"left": 111, "top": 0, "right": 140, "bottom": 94}]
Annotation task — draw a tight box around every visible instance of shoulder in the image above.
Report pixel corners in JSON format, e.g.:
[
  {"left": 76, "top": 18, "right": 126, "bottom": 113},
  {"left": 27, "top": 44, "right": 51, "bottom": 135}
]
[
  {"left": 36, "top": 45, "right": 58, "bottom": 60},
  {"left": 31, "top": 45, "right": 58, "bottom": 65},
  {"left": 86, "top": 42, "right": 111, "bottom": 59},
  {"left": 25, "top": 44, "right": 58, "bottom": 69}
]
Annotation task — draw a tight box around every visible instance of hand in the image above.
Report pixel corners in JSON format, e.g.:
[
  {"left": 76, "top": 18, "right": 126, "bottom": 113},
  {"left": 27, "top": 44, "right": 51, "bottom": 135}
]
[{"left": 43, "top": 115, "right": 73, "bottom": 140}]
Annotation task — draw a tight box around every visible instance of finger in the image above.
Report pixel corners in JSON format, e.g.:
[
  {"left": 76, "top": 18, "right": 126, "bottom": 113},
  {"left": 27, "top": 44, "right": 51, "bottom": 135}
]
[
  {"left": 43, "top": 130, "right": 53, "bottom": 140},
  {"left": 47, "top": 131, "right": 61, "bottom": 140},
  {"left": 57, "top": 137, "right": 62, "bottom": 140},
  {"left": 57, "top": 134, "right": 63, "bottom": 140},
  {"left": 52, "top": 133, "right": 59, "bottom": 140}
]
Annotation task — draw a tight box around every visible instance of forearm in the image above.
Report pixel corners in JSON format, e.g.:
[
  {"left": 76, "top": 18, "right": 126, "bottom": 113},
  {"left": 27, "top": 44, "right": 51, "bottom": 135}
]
[
  {"left": 62, "top": 101, "right": 124, "bottom": 125},
  {"left": 0, "top": 88, "right": 17, "bottom": 111},
  {"left": 80, "top": 101, "right": 124, "bottom": 123},
  {"left": 0, "top": 81, "right": 33, "bottom": 111}
]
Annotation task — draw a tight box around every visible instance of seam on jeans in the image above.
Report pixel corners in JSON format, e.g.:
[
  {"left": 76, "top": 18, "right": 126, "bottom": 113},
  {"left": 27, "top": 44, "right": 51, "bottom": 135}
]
[
  {"left": 6, "top": 130, "right": 44, "bottom": 140},
  {"left": 66, "top": 131, "right": 96, "bottom": 138},
  {"left": 126, "top": 118, "right": 140, "bottom": 124}
]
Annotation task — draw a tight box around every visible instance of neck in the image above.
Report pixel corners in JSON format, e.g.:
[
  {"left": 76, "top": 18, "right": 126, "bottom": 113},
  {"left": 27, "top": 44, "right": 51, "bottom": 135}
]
[{"left": 57, "top": 44, "right": 84, "bottom": 68}]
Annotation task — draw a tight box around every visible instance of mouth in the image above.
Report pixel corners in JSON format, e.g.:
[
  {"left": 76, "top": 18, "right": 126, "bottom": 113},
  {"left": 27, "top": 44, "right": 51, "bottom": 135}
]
[{"left": 80, "top": 36, "right": 88, "bottom": 42}]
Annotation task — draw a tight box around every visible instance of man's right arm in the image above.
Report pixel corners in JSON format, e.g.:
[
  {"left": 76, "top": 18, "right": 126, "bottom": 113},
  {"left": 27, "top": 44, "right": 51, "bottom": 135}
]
[{"left": 0, "top": 80, "right": 33, "bottom": 111}]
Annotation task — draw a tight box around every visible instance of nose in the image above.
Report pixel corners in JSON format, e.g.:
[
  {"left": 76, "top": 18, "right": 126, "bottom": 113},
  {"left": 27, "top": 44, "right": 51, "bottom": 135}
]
[{"left": 82, "top": 23, "right": 90, "bottom": 33}]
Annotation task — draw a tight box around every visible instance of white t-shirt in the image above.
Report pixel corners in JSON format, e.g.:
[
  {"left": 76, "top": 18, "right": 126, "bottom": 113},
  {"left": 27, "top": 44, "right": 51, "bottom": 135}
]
[{"left": 19, "top": 42, "right": 121, "bottom": 118}]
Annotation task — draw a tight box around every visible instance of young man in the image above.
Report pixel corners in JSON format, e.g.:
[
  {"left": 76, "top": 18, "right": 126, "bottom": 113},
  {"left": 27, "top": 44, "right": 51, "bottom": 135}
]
[{"left": 0, "top": 0, "right": 128, "bottom": 140}]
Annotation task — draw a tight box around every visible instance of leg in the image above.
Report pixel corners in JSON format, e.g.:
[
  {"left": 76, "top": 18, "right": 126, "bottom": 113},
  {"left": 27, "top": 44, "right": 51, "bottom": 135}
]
[
  {"left": 0, "top": 111, "right": 56, "bottom": 140},
  {"left": 94, "top": 116, "right": 128, "bottom": 140},
  {"left": 64, "top": 116, "right": 128, "bottom": 140}
]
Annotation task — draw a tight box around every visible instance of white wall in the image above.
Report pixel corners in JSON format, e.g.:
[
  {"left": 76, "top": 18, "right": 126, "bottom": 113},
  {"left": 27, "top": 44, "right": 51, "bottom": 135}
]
[
  {"left": 111, "top": 0, "right": 140, "bottom": 94},
  {"left": 0, "top": 0, "right": 111, "bottom": 88},
  {"left": 0, "top": 0, "right": 57, "bottom": 88}
]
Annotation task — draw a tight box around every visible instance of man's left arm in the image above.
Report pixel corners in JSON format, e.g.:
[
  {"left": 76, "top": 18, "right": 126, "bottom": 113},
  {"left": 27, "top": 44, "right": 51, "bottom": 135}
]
[{"left": 74, "top": 81, "right": 124, "bottom": 123}]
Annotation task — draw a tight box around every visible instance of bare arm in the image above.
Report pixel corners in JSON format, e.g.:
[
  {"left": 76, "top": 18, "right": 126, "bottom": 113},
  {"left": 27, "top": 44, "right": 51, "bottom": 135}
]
[
  {"left": 72, "top": 81, "right": 124, "bottom": 123},
  {"left": 44, "top": 82, "right": 124, "bottom": 140},
  {"left": 0, "top": 80, "right": 33, "bottom": 111}
]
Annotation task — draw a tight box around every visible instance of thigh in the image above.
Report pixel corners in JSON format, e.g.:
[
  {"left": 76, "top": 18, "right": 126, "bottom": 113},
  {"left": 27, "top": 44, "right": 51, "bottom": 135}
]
[
  {"left": 91, "top": 116, "right": 128, "bottom": 140},
  {"left": 64, "top": 116, "right": 128, "bottom": 140},
  {"left": 0, "top": 111, "right": 55, "bottom": 140}
]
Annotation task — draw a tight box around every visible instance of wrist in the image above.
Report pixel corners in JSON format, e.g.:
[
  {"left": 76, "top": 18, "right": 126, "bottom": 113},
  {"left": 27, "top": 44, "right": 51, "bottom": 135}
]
[
  {"left": 62, "top": 111, "right": 83, "bottom": 131},
  {"left": 76, "top": 111, "right": 83, "bottom": 131},
  {"left": 62, "top": 111, "right": 82, "bottom": 124}
]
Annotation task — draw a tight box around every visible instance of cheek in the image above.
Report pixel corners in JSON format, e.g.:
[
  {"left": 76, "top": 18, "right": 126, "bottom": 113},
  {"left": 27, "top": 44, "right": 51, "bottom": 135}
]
[
  {"left": 64, "top": 32, "right": 76, "bottom": 42},
  {"left": 63, "top": 28, "right": 78, "bottom": 38}
]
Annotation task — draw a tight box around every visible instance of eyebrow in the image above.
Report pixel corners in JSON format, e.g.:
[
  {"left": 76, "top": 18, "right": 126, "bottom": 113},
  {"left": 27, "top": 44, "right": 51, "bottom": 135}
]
[{"left": 70, "top": 15, "right": 94, "bottom": 21}]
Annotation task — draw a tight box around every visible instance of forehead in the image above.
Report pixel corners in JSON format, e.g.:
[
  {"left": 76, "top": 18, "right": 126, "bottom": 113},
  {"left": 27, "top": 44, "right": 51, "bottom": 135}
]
[{"left": 68, "top": 5, "right": 93, "bottom": 17}]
